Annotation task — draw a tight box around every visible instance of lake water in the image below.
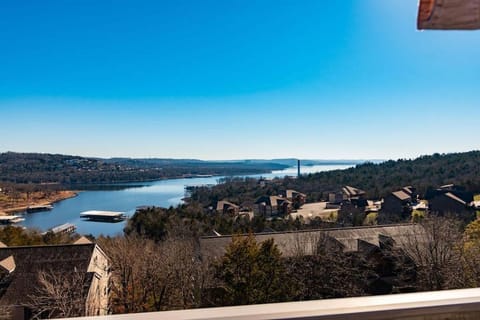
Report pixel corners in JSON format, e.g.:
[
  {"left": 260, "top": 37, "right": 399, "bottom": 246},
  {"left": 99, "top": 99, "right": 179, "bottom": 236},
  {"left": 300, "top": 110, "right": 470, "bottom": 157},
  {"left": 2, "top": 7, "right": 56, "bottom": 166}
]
[{"left": 19, "top": 164, "right": 353, "bottom": 236}]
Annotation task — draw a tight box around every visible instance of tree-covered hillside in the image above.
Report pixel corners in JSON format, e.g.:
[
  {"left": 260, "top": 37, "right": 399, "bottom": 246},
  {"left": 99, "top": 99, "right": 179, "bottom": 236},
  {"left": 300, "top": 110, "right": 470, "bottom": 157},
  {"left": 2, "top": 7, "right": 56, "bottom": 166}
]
[
  {"left": 0, "top": 152, "right": 287, "bottom": 185},
  {"left": 189, "top": 151, "right": 480, "bottom": 206},
  {"left": 298, "top": 151, "right": 480, "bottom": 199}
]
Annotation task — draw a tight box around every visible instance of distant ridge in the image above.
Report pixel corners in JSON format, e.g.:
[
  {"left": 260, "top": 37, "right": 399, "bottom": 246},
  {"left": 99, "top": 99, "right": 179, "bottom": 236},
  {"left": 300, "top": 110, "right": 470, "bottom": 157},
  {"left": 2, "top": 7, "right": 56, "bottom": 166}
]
[
  {"left": 296, "top": 150, "right": 480, "bottom": 198},
  {"left": 0, "top": 152, "right": 291, "bottom": 185}
]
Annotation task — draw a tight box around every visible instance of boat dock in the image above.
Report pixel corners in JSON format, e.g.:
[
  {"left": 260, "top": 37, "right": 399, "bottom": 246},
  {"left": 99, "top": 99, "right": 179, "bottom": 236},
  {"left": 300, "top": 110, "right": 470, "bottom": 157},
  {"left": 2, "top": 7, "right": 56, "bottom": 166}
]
[
  {"left": 0, "top": 215, "right": 25, "bottom": 225},
  {"left": 48, "top": 223, "right": 76, "bottom": 235},
  {"left": 26, "top": 204, "right": 54, "bottom": 213},
  {"left": 80, "top": 210, "right": 126, "bottom": 222}
]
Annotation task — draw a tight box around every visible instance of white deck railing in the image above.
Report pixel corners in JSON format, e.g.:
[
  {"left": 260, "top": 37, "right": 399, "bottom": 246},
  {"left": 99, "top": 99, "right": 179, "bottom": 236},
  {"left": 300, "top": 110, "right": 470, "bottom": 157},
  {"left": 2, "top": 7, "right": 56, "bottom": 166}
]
[{"left": 68, "top": 287, "right": 480, "bottom": 320}]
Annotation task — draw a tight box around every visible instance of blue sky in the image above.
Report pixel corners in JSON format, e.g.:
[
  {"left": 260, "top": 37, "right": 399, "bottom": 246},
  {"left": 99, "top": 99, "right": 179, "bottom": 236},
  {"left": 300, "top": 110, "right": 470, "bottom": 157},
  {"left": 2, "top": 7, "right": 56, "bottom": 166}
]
[{"left": 1, "top": 0, "right": 479, "bottom": 160}]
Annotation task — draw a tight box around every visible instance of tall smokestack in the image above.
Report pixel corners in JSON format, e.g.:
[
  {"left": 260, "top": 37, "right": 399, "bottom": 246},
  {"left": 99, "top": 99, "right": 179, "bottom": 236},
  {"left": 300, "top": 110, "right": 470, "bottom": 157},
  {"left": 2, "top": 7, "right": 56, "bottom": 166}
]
[{"left": 297, "top": 159, "right": 301, "bottom": 177}]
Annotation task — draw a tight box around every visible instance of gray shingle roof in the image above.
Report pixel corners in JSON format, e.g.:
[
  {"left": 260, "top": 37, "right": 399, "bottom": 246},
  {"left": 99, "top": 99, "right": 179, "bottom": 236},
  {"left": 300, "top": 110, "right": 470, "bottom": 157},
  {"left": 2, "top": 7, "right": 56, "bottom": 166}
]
[
  {"left": 392, "top": 190, "right": 411, "bottom": 201},
  {"left": 216, "top": 200, "right": 239, "bottom": 211},
  {"left": 342, "top": 186, "right": 366, "bottom": 197},
  {"left": 0, "top": 243, "right": 96, "bottom": 306},
  {"left": 444, "top": 192, "right": 467, "bottom": 205},
  {"left": 200, "top": 224, "right": 422, "bottom": 259}
]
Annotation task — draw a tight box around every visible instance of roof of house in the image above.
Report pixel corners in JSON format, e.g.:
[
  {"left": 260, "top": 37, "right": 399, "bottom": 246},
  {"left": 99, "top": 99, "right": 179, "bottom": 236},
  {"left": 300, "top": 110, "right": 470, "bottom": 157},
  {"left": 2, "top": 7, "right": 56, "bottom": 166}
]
[
  {"left": 444, "top": 192, "right": 467, "bottom": 205},
  {"left": 342, "top": 186, "right": 366, "bottom": 197},
  {"left": 216, "top": 200, "right": 239, "bottom": 211},
  {"left": 255, "top": 196, "right": 291, "bottom": 207},
  {"left": 285, "top": 190, "right": 306, "bottom": 199},
  {"left": 440, "top": 184, "right": 455, "bottom": 190},
  {"left": 391, "top": 190, "right": 412, "bottom": 202},
  {"left": 74, "top": 236, "right": 93, "bottom": 245},
  {"left": 0, "top": 256, "right": 15, "bottom": 274},
  {"left": 200, "top": 224, "right": 423, "bottom": 259},
  {"left": 402, "top": 186, "right": 414, "bottom": 196},
  {"left": 0, "top": 243, "right": 97, "bottom": 306}
]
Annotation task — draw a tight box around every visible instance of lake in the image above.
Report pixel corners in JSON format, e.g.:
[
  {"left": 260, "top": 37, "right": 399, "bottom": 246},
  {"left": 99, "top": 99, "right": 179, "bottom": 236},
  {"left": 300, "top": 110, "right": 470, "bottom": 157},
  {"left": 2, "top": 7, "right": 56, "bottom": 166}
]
[{"left": 19, "top": 164, "right": 353, "bottom": 236}]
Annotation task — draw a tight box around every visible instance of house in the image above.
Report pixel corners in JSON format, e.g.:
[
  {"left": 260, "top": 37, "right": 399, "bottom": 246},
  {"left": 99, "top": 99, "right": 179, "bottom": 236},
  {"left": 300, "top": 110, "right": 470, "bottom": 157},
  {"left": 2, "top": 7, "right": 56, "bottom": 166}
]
[
  {"left": 429, "top": 192, "right": 474, "bottom": 221},
  {"left": 401, "top": 186, "right": 418, "bottom": 202},
  {"left": 342, "top": 185, "right": 366, "bottom": 201},
  {"left": 337, "top": 202, "right": 367, "bottom": 226},
  {"left": 426, "top": 184, "right": 474, "bottom": 204},
  {"left": 216, "top": 200, "right": 240, "bottom": 216},
  {"left": 379, "top": 189, "right": 413, "bottom": 223},
  {"left": 328, "top": 191, "right": 345, "bottom": 204},
  {"left": 328, "top": 186, "right": 367, "bottom": 205},
  {"left": 284, "top": 189, "right": 306, "bottom": 208},
  {"left": 0, "top": 237, "right": 110, "bottom": 319},
  {"left": 255, "top": 196, "right": 292, "bottom": 217}
]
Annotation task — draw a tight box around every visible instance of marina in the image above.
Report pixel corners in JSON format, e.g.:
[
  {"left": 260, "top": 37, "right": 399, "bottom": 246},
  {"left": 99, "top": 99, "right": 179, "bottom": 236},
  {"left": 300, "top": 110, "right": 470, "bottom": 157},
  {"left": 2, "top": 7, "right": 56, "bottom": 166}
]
[{"left": 16, "top": 165, "right": 353, "bottom": 236}]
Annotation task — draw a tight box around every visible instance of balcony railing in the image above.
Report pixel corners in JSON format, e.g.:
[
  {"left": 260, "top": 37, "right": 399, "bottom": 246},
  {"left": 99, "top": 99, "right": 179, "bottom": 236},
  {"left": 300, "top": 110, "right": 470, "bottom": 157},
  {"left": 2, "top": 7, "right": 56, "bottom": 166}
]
[{"left": 67, "top": 287, "right": 480, "bottom": 320}]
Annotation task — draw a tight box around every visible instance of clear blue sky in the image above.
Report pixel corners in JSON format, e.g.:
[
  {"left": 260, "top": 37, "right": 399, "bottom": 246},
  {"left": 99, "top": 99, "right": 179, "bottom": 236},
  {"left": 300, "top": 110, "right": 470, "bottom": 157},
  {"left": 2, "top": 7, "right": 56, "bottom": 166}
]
[{"left": 1, "top": 0, "right": 479, "bottom": 160}]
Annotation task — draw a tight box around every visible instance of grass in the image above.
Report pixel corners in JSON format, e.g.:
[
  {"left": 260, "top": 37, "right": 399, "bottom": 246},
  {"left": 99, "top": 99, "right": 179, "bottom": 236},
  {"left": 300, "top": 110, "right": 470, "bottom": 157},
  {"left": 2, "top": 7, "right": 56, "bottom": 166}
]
[
  {"left": 412, "top": 209, "right": 426, "bottom": 218},
  {"left": 364, "top": 212, "right": 377, "bottom": 225},
  {"left": 327, "top": 210, "right": 338, "bottom": 222}
]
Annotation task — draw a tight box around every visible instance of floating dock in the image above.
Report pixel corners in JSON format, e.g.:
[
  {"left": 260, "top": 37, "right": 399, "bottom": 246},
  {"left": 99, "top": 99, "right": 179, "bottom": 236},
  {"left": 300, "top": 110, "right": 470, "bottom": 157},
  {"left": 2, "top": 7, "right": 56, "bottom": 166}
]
[
  {"left": 26, "top": 205, "right": 54, "bottom": 213},
  {"left": 0, "top": 215, "right": 25, "bottom": 225},
  {"left": 48, "top": 223, "right": 76, "bottom": 235},
  {"left": 80, "top": 210, "right": 126, "bottom": 222}
]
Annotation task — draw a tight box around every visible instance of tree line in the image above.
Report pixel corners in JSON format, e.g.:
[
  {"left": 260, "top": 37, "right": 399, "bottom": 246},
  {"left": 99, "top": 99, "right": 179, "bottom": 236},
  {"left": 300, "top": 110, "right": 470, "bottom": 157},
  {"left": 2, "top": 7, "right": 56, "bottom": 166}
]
[
  {"left": 0, "top": 152, "right": 287, "bottom": 185},
  {"left": 189, "top": 151, "right": 480, "bottom": 206}
]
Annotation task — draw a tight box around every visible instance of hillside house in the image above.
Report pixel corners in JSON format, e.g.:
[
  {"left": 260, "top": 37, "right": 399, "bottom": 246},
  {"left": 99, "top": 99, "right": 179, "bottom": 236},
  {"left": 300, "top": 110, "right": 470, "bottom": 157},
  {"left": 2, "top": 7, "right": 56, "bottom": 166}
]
[
  {"left": 379, "top": 190, "right": 413, "bottom": 223},
  {"left": 216, "top": 200, "right": 240, "bottom": 216},
  {"left": 343, "top": 186, "right": 366, "bottom": 202},
  {"left": 255, "top": 196, "right": 292, "bottom": 217},
  {"left": 0, "top": 238, "right": 110, "bottom": 319},
  {"left": 284, "top": 189, "right": 306, "bottom": 208},
  {"left": 329, "top": 185, "right": 367, "bottom": 206},
  {"left": 426, "top": 184, "right": 474, "bottom": 204},
  {"left": 429, "top": 192, "right": 474, "bottom": 221},
  {"left": 401, "top": 186, "right": 418, "bottom": 202},
  {"left": 328, "top": 191, "right": 345, "bottom": 204}
]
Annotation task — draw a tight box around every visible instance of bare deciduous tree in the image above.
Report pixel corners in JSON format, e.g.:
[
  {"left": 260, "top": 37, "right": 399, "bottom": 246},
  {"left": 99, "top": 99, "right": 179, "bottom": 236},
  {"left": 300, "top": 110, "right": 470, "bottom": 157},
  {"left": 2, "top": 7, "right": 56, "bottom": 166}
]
[
  {"left": 402, "top": 216, "right": 464, "bottom": 291},
  {"left": 286, "top": 231, "right": 370, "bottom": 299},
  {"left": 28, "top": 270, "right": 89, "bottom": 319},
  {"left": 98, "top": 235, "right": 209, "bottom": 313}
]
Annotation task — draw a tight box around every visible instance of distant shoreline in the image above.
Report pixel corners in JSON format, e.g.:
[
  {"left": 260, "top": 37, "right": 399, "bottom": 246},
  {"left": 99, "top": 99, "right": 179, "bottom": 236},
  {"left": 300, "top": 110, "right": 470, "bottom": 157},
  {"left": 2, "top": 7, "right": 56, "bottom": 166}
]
[
  {"left": 0, "top": 163, "right": 359, "bottom": 215},
  {"left": 0, "top": 190, "right": 78, "bottom": 215}
]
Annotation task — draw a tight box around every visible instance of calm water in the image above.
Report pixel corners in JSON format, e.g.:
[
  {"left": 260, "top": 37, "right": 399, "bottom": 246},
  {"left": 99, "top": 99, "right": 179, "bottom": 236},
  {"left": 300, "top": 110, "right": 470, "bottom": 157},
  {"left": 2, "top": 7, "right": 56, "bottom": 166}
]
[{"left": 19, "top": 164, "right": 352, "bottom": 236}]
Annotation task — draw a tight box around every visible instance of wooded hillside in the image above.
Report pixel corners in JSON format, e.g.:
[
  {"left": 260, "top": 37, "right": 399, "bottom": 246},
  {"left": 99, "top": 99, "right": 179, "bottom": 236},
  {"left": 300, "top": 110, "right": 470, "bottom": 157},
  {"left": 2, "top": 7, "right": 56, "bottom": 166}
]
[
  {"left": 0, "top": 152, "right": 287, "bottom": 185},
  {"left": 190, "top": 151, "right": 480, "bottom": 206}
]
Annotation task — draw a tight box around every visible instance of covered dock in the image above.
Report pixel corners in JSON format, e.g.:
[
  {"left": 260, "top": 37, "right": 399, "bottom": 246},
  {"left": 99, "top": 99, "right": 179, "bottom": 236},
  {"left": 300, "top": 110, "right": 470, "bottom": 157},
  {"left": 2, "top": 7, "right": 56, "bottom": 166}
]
[
  {"left": 49, "top": 223, "right": 76, "bottom": 235},
  {"left": 0, "top": 215, "right": 25, "bottom": 225},
  {"left": 80, "top": 210, "right": 126, "bottom": 222},
  {"left": 26, "top": 205, "right": 53, "bottom": 213}
]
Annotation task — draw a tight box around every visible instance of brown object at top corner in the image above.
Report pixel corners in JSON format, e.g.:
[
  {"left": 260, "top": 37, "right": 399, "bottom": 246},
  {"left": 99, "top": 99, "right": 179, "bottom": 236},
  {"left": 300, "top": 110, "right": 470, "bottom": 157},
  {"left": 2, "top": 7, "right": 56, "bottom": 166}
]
[{"left": 417, "top": 0, "right": 436, "bottom": 29}]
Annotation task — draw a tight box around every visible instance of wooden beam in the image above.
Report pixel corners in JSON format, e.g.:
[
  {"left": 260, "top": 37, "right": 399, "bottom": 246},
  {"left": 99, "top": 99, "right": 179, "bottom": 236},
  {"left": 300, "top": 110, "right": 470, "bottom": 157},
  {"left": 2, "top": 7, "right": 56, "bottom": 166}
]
[{"left": 417, "top": 0, "right": 480, "bottom": 30}]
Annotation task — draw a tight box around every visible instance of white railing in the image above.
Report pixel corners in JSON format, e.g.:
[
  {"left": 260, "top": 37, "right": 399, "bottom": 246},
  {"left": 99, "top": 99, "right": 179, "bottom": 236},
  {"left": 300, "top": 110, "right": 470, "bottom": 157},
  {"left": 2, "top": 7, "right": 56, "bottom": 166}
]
[{"left": 68, "top": 288, "right": 480, "bottom": 320}]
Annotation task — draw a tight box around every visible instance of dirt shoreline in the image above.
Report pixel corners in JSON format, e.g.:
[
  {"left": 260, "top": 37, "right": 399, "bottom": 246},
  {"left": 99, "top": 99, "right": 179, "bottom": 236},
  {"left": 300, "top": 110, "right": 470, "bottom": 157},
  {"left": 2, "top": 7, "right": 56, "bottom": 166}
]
[{"left": 0, "top": 190, "right": 79, "bottom": 215}]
